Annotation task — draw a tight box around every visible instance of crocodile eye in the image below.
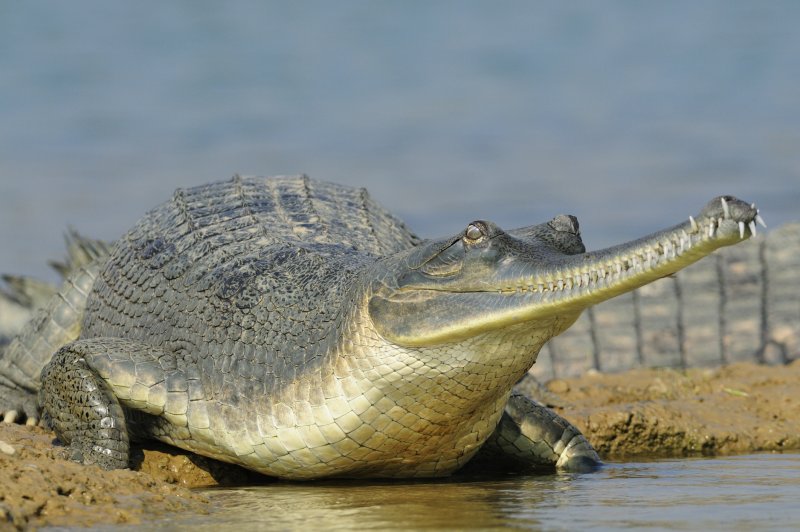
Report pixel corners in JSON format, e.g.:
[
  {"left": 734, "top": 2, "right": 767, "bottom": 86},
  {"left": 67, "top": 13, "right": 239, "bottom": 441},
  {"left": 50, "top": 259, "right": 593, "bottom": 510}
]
[{"left": 465, "top": 223, "right": 484, "bottom": 241}]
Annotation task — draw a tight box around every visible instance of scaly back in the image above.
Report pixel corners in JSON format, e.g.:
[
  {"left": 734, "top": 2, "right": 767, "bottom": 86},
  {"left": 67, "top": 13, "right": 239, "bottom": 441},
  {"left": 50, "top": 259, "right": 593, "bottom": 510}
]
[
  {"left": 82, "top": 176, "right": 420, "bottom": 383},
  {"left": 134, "top": 175, "right": 418, "bottom": 257}
]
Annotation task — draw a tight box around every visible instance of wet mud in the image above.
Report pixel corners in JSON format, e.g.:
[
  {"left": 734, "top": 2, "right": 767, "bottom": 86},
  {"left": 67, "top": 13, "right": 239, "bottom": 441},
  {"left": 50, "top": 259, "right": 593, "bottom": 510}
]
[
  {"left": 1, "top": 360, "right": 798, "bottom": 529},
  {"left": 0, "top": 423, "right": 207, "bottom": 530}
]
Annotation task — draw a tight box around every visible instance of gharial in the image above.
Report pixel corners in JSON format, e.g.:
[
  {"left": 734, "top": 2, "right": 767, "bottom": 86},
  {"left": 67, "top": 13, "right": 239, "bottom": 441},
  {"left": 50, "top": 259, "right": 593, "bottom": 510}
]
[{"left": 0, "top": 176, "right": 765, "bottom": 478}]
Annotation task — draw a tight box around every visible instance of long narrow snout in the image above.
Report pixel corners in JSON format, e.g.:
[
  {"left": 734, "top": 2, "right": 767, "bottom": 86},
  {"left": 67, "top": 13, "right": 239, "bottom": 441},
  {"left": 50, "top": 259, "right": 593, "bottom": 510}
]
[
  {"left": 526, "top": 196, "right": 765, "bottom": 311},
  {"left": 370, "top": 196, "right": 764, "bottom": 347}
]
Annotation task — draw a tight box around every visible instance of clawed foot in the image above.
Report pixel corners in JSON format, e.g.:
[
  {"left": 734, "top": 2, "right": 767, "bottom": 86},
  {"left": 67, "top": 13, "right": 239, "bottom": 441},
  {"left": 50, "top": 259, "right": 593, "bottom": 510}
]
[
  {"left": 0, "top": 382, "right": 39, "bottom": 425},
  {"left": 60, "top": 442, "right": 130, "bottom": 470},
  {"left": 555, "top": 436, "right": 603, "bottom": 473},
  {"left": 557, "top": 452, "right": 603, "bottom": 473}
]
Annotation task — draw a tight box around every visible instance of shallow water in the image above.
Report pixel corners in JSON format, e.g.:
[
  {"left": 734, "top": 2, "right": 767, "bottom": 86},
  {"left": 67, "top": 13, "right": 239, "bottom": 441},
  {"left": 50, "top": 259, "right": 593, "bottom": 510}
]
[{"left": 120, "top": 453, "right": 800, "bottom": 531}]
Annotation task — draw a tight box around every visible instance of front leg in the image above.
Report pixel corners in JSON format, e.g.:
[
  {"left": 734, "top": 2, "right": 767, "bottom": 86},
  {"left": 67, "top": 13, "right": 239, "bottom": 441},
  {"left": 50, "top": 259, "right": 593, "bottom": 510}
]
[
  {"left": 39, "top": 341, "right": 130, "bottom": 469},
  {"left": 470, "top": 392, "right": 601, "bottom": 473},
  {"left": 39, "top": 337, "right": 182, "bottom": 470}
]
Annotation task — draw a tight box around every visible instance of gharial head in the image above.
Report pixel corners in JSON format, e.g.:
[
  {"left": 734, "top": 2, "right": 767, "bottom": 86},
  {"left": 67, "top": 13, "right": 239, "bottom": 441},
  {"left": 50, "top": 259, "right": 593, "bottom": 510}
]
[{"left": 368, "top": 196, "right": 764, "bottom": 348}]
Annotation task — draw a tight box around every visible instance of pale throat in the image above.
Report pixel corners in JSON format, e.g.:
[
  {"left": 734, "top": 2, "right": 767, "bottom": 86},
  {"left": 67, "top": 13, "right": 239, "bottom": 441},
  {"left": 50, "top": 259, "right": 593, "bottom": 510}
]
[{"left": 344, "top": 311, "right": 582, "bottom": 421}]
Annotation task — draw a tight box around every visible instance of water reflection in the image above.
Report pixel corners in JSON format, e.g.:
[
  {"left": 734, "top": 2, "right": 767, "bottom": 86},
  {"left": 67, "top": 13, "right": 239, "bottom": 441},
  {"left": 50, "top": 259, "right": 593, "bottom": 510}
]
[
  {"left": 188, "top": 475, "right": 560, "bottom": 530},
  {"left": 140, "top": 453, "right": 800, "bottom": 531}
]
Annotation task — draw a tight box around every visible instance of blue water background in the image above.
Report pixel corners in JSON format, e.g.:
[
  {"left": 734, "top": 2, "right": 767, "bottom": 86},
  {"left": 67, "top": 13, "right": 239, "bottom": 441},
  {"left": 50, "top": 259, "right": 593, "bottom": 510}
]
[{"left": 1, "top": 1, "right": 798, "bottom": 281}]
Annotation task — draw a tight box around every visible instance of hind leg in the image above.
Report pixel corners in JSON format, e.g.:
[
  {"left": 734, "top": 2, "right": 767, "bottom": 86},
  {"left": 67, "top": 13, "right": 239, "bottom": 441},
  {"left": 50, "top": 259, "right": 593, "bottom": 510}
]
[{"left": 472, "top": 392, "right": 601, "bottom": 473}]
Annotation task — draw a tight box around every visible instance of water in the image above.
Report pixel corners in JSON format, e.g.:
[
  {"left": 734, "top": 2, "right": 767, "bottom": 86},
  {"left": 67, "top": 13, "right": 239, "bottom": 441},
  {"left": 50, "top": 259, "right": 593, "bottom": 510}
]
[
  {"left": 115, "top": 453, "right": 800, "bottom": 531},
  {"left": 1, "top": 2, "right": 799, "bottom": 282}
]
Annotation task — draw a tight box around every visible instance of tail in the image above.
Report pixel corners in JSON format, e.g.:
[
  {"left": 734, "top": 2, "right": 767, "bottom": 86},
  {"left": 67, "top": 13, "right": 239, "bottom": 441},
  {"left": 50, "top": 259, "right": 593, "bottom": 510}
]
[
  {"left": 0, "top": 275, "right": 57, "bottom": 309},
  {"left": 47, "top": 227, "right": 112, "bottom": 278},
  {"left": 0, "top": 229, "right": 111, "bottom": 347},
  {"left": 0, "top": 229, "right": 111, "bottom": 390},
  {"left": 0, "top": 277, "right": 57, "bottom": 349},
  {"left": 0, "top": 261, "right": 104, "bottom": 392}
]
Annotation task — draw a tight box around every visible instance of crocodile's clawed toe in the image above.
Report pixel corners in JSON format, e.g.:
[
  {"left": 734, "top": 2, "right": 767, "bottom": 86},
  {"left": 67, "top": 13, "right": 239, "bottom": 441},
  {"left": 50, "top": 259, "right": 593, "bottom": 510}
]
[
  {"left": 558, "top": 453, "right": 604, "bottom": 473},
  {"left": 0, "top": 386, "right": 40, "bottom": 425},
  {"left": 1, "top": 409, "right": 19, "bottom": 423},
  {"left": 1, "top": 408, "right": 38, "bottom": 426}
]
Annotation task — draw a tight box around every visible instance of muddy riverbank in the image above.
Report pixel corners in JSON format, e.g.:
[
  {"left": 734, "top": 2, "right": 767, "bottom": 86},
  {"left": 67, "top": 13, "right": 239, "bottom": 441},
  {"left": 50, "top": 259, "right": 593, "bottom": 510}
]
[
  {"left": 2, "top": 360, "right": 798, "bottom": 529},
  {"left": 0, "top": 423, "right": 207, "bottom": 530},
  {"left": 538, "top": 360, "right": 800, "bottom": 458}
]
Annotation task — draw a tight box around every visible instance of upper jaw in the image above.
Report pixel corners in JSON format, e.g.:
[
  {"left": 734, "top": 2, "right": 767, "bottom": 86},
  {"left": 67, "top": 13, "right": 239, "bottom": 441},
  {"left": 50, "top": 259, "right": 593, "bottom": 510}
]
[
  {"left": 370, "top": 196, "right": 764, "bottom": 347},
  {"left": 507, "top": 195, "right": 764, "bottom": 298}
]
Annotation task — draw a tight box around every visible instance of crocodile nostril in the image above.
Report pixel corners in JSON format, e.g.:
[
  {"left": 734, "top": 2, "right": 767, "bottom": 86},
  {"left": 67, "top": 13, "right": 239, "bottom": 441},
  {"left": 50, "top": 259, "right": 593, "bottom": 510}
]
[{"left": 549, "top": 214, "right": 580, "bottom": 235}]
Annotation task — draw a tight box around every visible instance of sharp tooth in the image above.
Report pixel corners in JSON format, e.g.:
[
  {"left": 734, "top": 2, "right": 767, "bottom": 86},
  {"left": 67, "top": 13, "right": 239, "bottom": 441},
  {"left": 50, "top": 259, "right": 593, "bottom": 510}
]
[
  {"left": 756, "top": 214, "right": 767, "bottom": 228},
  {"left": 615, "top": 262, "right": 622, "bottom": 275},
  {"left": 739, "top": 221, "right": 746, "bottom": 239},
  {"left": 721, "top": 197, "right": 730, "bottom": 218},
  {"left": 708, "top": 221, "right": 715, "bottom": 238},
  {"left": 582, "top": 273, "right": 590, "bottom": 286},
  {"left": 538, "top": 283, "right": 544, "bottom": 292},
  {"left": 749, "top": 220, "right": 757, "bottom": 237},
  {"left": 548, "top": 281, "right": 555, "bottom": 291},
  {"left": 689, "top": 215, "right": 698, "bottom": 232},
  {"left": 681, "top": 229, "right": 691, "bottom": 250},
  {"left": 557, "top": 280, "right": 564, "bottom": 291},
  {"left": 751, "top": 203, "right": 756, "bottom": 209},
  {"left": 565, "top": 278, "right": 573, "bottom": 290}
]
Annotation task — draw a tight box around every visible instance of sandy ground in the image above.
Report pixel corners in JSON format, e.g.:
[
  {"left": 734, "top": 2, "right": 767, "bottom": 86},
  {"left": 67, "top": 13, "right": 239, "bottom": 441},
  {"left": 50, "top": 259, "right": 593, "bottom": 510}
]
[
  {"left": 0, "top": 424, "right": 208, "bottom": 530},
  {"left": 1, "top": 360, "right": 799, "bottom": 529},
  {"left": 538, "top": 360, "right": 800, "bottom": 458}
]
